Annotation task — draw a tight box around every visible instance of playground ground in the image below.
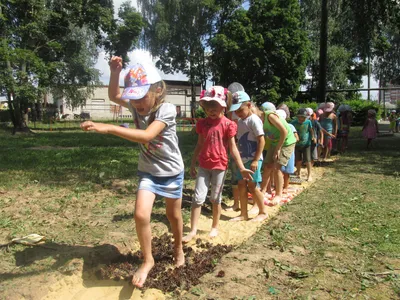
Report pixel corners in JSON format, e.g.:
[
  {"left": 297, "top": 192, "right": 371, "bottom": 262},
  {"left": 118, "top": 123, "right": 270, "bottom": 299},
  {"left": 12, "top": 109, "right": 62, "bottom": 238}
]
[{"left": 0, "top": 123, "right": 399, "bottom": 299}]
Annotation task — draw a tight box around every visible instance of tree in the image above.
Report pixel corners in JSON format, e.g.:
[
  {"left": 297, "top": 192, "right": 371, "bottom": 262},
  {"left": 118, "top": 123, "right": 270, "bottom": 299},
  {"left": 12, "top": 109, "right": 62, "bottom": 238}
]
[
  {"left": 211, "top": 0, "right": 310, "bottom": 104},
  {"left": 0, "top": 0, "right": 143, "bottom": 132},
  {"left": 300, "top": 0, "right": 400, "bottom": 101},
  {"left": 137, "top": 0, "right": 229, "bottom": 118}
]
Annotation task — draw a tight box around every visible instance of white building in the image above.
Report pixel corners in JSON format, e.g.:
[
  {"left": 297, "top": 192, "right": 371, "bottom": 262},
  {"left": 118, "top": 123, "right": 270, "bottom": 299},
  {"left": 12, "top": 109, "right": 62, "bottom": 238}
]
[{"left": 54, "top": 80, "right": 201, "bottom": 120}]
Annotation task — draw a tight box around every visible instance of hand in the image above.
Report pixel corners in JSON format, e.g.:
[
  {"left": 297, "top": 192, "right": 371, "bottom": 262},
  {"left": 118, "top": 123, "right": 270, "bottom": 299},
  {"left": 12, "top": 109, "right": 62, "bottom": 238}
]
[
  {"left": 190, "top": 165, "right": 197, "bottom": 178},
  {"left": 109, "top": 56, "right": 123, "bottom": 73},
  {"left": 312, "top": 137, "right": 317, "bottom": 144},
  {"left": 80, "top": 121, "right": 111, "bottom": 134},
  {"left": 240, "top": 168, "right": 254, "bottom": 181},
  {"left": 250, "top": 160, "right": 258, "bottom": 172},
  {"left": 273, "top": 148, "right": 281, "bottom": 162},
  {"left": 330, "top": 133, "right": 336, "bottom": 139}
]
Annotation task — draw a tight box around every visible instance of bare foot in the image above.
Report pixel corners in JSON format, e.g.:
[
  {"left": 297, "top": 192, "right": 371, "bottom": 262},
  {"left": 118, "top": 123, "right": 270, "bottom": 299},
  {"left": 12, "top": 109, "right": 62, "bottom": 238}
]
[
  {"left": 174, "top": 247, "right": 185, "bottom": 267},
  {"left": 132, "top": 259, "right": 154, "bottom": 288},
  {"left": 271, "top": 196, "right": 282, "bottom": 206},
  {"left": 182, "top": 232, "right": 196, "bottom": 244},
  {"left": 282, "top": 188, "right": 288, "bottom": 194},
  {"left": 306, "top": 176, "right": 312, "bottom": 182},
  {"left": 251, "top": 213, "right": 268, "bottom": 222},
  {"left": 225, "top": 205, "right": 240, "bottom": 212},
  {"left": 209, "top": 228, "right": 218, "bottom": 238},
  {"left": 248, "top": 205, "right": 259, "bottom": 215},
  {"left": 230, "top": 215, "right": 248, "bottom": 222}
]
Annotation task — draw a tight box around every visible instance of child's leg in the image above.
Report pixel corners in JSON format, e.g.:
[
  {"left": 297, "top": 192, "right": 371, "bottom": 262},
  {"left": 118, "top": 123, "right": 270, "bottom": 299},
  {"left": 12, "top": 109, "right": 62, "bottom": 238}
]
[
  {"left": 231, "top": 180, "right": 249, "bottom": 221},
  {"left": 226, "top": 185, "right": 240, "bottom": 211},
  {"left": 247, "top": 182, "right": 268, "bottom": 222},
  {"left": 305, "top": 146, "right": 312, "bottom": 181},
  {"left": 306, "top": 161, "right": 312, "bottom": 181},
  {"left": 210, "top": 203, "right": 221, "bottom": 237},
  {"left": 260, "top": 164, "right": 272, "bottom": 194},
  {"left": 272, "top": 166, "right": 284, "bottom": 204},
  {"left": 283, "top": 173, "right": 289, "bottom": 192},
  {"left": 183, "top": 204, "right": 202, "bottom": 242},
  {"left": 132, "top": 189, "right": 156, "bottom": 288},
  {"left": 183, "top": 168, "right": 210, "bottom": 242},
  {"left": 165, "top": 197, "right": 185, "bottom": 266},
  {"left": 294, "top": 147, "right": 301, "bottom": 176},
  {"left": 207, "top": 169, "right": 226, "bottom": 236}
]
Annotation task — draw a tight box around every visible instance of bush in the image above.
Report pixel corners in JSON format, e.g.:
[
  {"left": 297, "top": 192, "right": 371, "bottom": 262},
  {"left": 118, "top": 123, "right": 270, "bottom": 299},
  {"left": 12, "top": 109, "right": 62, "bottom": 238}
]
[
  {"left": 195, "top": 107, "right": 206, "bottom": 118},
  {"left": 343, "top": 99, "right": 381, "bottom": 126},
  {"left": 279, "top": 100, "right": 318, "bottom": 120}
]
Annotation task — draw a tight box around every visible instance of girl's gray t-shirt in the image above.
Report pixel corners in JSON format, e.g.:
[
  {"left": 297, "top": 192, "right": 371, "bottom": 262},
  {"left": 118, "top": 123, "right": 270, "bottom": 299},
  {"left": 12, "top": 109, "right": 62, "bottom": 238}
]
[{"left": 128, "top": 102, "right": 184, "bottom": 177}]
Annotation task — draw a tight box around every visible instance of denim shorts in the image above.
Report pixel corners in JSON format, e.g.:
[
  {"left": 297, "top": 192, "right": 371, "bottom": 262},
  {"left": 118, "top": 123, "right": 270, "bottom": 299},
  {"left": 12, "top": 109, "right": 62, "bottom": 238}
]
[{"left": 137, "top": 170, "right": 184, "bottom": 199}]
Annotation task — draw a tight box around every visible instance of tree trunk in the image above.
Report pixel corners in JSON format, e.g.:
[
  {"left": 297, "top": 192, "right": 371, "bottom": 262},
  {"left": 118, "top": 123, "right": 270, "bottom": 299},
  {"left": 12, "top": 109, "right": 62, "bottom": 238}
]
[{"left": 318, "top": 0, "right": 328, "bottom": 103}]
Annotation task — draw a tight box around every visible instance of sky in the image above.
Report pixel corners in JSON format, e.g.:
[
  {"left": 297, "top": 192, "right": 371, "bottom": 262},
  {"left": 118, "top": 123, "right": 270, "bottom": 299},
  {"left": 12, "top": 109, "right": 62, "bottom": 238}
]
[{"left": 94, "top": 0, "right": 380, "bottom": 99}]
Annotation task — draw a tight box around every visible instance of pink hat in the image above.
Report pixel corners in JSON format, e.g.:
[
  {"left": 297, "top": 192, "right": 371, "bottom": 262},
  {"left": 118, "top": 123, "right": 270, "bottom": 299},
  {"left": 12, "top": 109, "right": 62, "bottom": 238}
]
[
  {"left": 316, "top": 109, "right": 324, "bottom": 117},
  {"left": 323, "top": 102, "right": 335, "bottom": 113},
  {"left": 200, "top": 86, "right": 227, "bottom": 108}
]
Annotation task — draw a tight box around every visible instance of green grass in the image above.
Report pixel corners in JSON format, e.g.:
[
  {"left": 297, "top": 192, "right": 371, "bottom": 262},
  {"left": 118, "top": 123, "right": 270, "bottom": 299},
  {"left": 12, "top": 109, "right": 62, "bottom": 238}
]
[{"left": 0, "top": 130, "right": 197, "bottom": 188}]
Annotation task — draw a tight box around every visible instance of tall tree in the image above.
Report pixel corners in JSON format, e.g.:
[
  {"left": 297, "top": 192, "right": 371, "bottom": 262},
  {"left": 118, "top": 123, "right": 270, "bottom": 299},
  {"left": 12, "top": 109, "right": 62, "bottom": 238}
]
[
  {"left": 137, "top": 0, "right": 225, "bottom": 118},
  {"left": 0, "top": 0, "right": 143, "bottom": 132},
  {"left": 211, "top": 0, "right": 310, "bottom": 104}
]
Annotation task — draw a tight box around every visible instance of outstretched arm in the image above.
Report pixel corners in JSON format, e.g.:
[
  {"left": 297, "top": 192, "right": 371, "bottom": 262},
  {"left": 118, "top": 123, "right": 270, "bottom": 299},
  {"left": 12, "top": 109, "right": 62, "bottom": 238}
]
[{"left": 80, "top": 120, "right": 166, "bottom": 144}]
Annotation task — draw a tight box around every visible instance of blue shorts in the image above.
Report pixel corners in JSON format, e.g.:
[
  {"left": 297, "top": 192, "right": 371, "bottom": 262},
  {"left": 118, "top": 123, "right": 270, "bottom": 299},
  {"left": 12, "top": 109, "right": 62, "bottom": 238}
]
[
  {"left": 281, "top": 151, "right": 295, "bottom": 174},
  {"left": 234, "top": 160, "right": 263, "bottom": 183},
  {"left": 137, "top": 170, "right": 184, "bottom": 199}
]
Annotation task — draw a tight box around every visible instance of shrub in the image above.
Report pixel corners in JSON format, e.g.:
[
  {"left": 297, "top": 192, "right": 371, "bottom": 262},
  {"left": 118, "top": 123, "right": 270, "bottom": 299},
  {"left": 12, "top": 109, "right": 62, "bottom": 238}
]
[
  {"left": 195, "top": 107, "right": 206, "bottom": 118},
  {"left": 343, "top": 99, "right": 381, "bottom": 126}
]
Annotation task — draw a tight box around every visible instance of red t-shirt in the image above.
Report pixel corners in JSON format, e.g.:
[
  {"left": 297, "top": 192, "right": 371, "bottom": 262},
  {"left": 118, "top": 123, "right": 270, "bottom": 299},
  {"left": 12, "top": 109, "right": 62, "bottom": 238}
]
[{"left": 196, "top": 116, "right": 237, "bottom": 170}]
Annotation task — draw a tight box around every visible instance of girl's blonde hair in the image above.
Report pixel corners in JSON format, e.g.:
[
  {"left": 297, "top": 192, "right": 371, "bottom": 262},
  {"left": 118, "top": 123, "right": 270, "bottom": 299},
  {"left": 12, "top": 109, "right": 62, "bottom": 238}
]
[{"left": 148, "top": 80, "right": 167, "bottom": 124}]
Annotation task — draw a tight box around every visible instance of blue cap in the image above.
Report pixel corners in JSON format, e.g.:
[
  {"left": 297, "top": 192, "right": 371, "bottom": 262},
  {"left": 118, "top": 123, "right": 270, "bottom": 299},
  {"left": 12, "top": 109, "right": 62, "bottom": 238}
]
[
  {"left": 261, "top": 102, "right": 276, "bottom": 112},
  {"left": 229, "top": 91, "right": 251, "bottom": 112}
]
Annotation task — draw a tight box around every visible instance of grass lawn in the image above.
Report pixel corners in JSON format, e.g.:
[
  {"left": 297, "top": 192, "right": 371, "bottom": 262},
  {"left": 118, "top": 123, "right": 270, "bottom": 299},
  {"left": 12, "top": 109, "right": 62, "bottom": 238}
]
[
  {"left": 183, "top": 125, "right": 400, "bottom": 299},
  {"left": 0, "top": 124, "right": 399, "bottom": 299}
]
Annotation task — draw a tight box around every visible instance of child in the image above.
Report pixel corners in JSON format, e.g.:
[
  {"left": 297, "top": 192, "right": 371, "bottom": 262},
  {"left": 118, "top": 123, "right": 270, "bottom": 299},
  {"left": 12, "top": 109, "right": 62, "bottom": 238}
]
[
  {"left": 308, "top": 110, "right": 323, "bottom": 163},
  {"left": 260, "top": 102, "right": 276, "bottom": 198},
  {"left": 80, "top": 57, "right": 185, "bottom": 288},
  {"left": 276, "top": 109, "right": 299, "bottom": 195},
  {"left": 183, "top": 86, "right": 253, "bottom": 242},
  {"left": 224, "top": 83, "right": 245, "bottom": 212},
  {"left": 389, "top": 110, "right": 397, "bottom": 133},
  {"left": 338, "top": 105, "right": 352, "bottom": 153},
  {"left": 229, "top": 91, "right": 268, "bottom": 221},
  {"left": 260, "top": 102, "right": 297, "bottom": 205},
  {"left": 362, "top": 109, "right": 379, "bottom": 149},
  {"left": 319, "top": 102, "right": 337, "bottom": 160},
  {"left": 291, "top": 108, "right": 315, "bottom": 181}
]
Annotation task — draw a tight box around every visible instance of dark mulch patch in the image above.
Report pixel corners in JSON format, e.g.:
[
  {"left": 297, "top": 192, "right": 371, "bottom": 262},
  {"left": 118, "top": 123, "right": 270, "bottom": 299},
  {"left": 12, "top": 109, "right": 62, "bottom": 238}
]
[{"left": 96, "top": 233, "right": 232, "bottom": 293}]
